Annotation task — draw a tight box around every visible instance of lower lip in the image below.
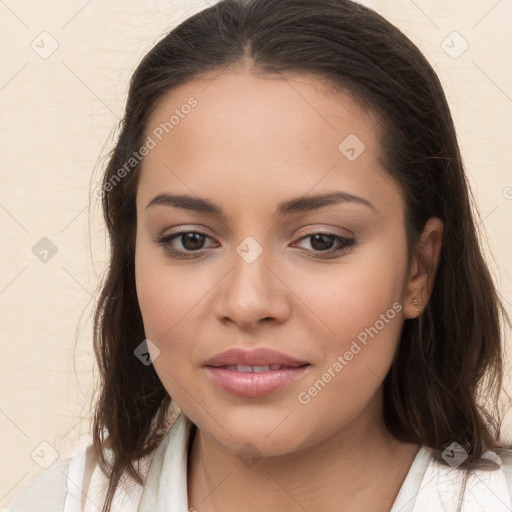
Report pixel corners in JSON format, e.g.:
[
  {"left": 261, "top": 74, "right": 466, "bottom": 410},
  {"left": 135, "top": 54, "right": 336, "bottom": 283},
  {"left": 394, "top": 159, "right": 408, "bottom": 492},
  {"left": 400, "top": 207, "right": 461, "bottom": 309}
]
[{"left": 205, "top": 365, "right": 311, "bottom": 397}]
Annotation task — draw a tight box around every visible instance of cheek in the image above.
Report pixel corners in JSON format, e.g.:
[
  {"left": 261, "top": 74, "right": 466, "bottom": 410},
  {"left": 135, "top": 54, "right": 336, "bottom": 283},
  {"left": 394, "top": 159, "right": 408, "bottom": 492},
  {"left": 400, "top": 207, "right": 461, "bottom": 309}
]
[
  {"left": 292, "top": 284, "right": 404, "bottom": 443},
  {"left": 291, "top": 242, "right": 407, "bottom": 343},
  {"left": 290, "top": 239, "right": 407, "bottom": 406},
  {"left": 134, "top": 240, "right": 224, "bottom": 393},
  {"left": 135, "top": 240, "right": 202, "bottom": 337},
  {"left": 134, "top": 245, "right": 203, "bottom": 405}
]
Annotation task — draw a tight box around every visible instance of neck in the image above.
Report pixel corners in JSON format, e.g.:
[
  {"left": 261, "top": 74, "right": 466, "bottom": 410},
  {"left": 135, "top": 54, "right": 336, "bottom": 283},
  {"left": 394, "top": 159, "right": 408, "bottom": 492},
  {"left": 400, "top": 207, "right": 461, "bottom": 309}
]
[{"left": 186, "top": 392, "right": 420, "bottom": 512}]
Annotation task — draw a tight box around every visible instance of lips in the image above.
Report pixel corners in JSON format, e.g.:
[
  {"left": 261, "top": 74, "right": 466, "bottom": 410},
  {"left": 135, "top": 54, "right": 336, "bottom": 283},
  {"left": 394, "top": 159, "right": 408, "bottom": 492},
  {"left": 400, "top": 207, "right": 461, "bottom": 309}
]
[
  {"left": 222, "top": 364, "right": 291, "bottom": 372},
  {"left": 204, "top": 347, "right": 309, "bottom": 368},
  {"left": 203, "top": 348, "right": 311, "bottom": 397}
]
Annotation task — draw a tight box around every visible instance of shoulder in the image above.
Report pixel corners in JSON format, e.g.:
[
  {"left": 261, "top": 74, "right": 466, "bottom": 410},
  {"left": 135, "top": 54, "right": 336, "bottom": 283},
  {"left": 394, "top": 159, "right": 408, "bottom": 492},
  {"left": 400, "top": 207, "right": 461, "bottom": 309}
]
[
  {"left": 2, "top": 442, "right": 107, "bottom": 512},
  {"left": 497, "top": 448, "right": 512, "bottom": 500},
  {"left": 2, "top": 457, "right": 72, "bottom": 512},
  {"left": 3, "top": 411, "right": 186, "bottom": 512},
  {"left": 3, "top": 441, "right": 151, "bottom": 512},
  {"left": 414, "top": 446, "right": 512, "bottom": 511}
]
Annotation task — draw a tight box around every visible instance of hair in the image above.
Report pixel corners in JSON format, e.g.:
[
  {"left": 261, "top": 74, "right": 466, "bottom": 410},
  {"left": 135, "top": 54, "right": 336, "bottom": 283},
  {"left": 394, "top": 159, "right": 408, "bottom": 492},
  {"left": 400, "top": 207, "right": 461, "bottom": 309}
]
[{"left": 91, "top": 0, "right": 511, "bottom": 510}]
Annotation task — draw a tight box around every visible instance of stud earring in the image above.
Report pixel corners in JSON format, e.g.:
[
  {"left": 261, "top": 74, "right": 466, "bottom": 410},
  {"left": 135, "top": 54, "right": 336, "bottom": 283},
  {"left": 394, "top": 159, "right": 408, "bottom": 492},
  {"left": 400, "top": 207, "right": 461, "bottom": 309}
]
[{"left": 413, "top": 298, "right": 419, "bottom": 309}]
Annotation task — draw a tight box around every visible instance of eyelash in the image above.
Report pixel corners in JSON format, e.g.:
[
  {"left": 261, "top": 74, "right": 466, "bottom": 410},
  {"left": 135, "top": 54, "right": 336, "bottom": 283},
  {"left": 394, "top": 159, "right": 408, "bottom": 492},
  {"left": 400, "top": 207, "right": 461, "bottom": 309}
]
[{"left": 155, "top": 230, "right": 355, "bottom": 260}]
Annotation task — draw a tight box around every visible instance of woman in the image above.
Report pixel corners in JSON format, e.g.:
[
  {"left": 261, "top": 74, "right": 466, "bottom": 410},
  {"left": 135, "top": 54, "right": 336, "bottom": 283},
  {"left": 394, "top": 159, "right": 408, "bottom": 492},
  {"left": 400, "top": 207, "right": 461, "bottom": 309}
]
[{"left": 5, "top": 0, "right": 512, "bottom": 511}]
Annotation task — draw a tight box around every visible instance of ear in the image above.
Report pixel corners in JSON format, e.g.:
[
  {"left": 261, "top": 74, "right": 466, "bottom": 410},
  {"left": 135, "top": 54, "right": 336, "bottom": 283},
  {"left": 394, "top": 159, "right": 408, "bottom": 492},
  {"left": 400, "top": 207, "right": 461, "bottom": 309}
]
[{"left": 402, "top": 217, "right": 444, "bottom": 319}]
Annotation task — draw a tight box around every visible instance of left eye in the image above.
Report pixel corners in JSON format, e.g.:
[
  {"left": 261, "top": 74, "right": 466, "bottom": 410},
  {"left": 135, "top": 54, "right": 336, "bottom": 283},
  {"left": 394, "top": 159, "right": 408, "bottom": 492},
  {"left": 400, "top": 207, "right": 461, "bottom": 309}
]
[{"left": 293, "top": 233, "right": 355, "bottom": 255}]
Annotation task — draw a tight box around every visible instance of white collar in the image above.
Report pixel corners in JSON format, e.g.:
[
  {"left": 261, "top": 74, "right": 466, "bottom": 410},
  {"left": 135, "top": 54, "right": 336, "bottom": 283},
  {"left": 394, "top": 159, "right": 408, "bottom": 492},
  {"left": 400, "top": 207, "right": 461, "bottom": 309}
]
[
  {"left": 72, "top": 411, "right": 510, "bottom": 512},
  {"left": 138, "top": 412, "right": 195, "bottom": 512}
]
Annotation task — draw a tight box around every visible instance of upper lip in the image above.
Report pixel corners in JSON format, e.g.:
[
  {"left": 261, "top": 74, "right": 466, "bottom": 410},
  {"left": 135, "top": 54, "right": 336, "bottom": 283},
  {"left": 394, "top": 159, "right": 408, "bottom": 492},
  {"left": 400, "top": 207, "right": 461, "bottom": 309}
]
[{"left": 204, "top": 348, "right": 309, "bottom": 368}]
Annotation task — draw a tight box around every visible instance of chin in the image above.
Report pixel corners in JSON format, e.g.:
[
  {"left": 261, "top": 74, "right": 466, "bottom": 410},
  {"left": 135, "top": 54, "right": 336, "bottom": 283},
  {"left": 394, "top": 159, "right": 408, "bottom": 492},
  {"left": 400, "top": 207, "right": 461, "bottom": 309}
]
[{"left": 197, "top": 410, "right": 311, "bottom": 457}]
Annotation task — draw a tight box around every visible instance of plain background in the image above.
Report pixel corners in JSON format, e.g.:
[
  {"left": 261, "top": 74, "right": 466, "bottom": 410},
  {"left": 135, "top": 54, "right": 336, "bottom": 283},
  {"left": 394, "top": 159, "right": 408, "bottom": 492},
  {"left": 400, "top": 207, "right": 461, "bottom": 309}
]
[{"left": 0, "top": 0, "right": 511, "bottom": 506}]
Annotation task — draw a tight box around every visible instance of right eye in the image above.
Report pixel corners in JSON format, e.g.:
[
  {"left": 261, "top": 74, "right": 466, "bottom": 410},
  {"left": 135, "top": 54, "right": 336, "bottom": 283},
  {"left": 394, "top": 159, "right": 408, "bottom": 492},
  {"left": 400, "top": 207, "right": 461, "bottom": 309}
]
[{"left": 155, "top": 230, "right": 218, "bottom": 259}]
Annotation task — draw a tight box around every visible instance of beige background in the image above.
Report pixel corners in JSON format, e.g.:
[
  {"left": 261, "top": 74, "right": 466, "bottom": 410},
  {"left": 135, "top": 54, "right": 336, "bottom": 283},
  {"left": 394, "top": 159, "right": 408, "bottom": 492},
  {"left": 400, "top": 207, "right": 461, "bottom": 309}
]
[{"left": 0, "top": 0, "right": 511, "bottom": 505}]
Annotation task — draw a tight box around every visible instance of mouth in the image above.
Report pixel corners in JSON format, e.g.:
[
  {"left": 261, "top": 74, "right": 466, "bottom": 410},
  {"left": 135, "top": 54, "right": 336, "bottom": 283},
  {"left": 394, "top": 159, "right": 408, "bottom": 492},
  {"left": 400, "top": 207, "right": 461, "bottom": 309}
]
[
  {"left": 214, "top": 364, "right": 308, "bottom": 372},
  {"left": 204, "top": 347, "right": 309, "bottom": 369},
  {"left": 203, "top": 347, "right": 312, "bottom": 397}
]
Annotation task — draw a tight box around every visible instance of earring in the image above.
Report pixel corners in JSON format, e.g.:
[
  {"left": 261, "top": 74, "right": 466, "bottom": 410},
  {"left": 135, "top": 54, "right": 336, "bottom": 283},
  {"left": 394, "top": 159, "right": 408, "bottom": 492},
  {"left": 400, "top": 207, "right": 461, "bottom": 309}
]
[{"left": 413, "top": 298, "right": 419, "bottom": 309}]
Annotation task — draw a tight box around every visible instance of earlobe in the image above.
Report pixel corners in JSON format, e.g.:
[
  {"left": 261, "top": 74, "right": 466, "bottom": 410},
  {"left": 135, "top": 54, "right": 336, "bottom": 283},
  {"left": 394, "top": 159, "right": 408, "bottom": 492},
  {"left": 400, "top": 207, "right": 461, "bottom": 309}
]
[{"left": 402, "top": 217, "right": 444, "bottom": 319}]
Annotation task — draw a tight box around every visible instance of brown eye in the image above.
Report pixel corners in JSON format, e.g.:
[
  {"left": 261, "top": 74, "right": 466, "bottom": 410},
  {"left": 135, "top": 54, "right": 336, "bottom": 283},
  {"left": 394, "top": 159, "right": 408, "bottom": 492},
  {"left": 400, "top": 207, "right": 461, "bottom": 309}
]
[
  {"left": 309, "top": 233, "right": 336, "bottom": 251},
  {"left": 294, "top": 232, "right": 355, "bottom": 257},
  {"left": 155, "top": 230, "right": 216, "bottom": 258},
  {"left": 179, "top": 232, "right": 207, "bottom": 251}
]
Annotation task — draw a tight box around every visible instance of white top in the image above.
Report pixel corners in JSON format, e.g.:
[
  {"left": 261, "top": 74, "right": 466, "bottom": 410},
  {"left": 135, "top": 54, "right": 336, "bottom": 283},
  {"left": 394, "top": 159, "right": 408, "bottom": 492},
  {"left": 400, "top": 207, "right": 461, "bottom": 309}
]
[{"left": 4, "top": 412, "right": 512, "bottom": 512}]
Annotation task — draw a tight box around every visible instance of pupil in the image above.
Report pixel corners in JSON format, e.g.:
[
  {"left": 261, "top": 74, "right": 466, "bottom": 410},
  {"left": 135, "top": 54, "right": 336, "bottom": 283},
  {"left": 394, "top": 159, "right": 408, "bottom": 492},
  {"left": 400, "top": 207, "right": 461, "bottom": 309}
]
[
  {"left": 311, "top": 234, "right": 333, "bottom": 251},
  {"left": 183, "top": 233, "right": 205, "bottom": 251}
]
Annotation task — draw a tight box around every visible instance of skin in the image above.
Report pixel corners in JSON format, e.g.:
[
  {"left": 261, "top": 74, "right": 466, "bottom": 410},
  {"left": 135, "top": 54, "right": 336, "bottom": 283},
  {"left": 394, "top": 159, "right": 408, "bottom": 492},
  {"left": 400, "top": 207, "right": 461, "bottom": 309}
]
[{"left": 134, "top": 63, "right": 443, "bottom": 512}]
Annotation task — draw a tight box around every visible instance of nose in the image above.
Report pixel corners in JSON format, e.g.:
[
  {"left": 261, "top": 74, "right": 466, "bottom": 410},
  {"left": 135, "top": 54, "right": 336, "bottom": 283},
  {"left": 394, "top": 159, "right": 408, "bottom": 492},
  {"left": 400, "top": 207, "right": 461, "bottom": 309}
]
[{"left": 213, "top": 240, "right": 291, "bottom": 330}]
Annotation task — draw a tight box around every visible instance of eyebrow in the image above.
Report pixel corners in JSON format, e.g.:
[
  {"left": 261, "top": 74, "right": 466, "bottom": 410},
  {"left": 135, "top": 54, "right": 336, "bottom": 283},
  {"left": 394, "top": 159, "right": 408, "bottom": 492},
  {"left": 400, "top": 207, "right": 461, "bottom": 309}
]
[{"left": 145, "top": 191, "right": 376, "bottom": 216}]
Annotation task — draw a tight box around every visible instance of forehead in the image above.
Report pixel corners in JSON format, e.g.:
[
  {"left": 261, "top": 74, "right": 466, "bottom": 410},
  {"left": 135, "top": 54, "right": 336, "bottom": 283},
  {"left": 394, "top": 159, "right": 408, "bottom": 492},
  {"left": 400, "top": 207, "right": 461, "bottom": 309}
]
[{"left": 138, "top": 68, "right": 403, "bottom": 218}]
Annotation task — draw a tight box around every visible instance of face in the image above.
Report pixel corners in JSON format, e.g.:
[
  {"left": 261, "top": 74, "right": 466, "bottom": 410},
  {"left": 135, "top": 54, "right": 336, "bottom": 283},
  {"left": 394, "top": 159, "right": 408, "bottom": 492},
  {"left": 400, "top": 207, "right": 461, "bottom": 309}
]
[{"left": 134, "top": 67, "right": 413, "bottom": 457}]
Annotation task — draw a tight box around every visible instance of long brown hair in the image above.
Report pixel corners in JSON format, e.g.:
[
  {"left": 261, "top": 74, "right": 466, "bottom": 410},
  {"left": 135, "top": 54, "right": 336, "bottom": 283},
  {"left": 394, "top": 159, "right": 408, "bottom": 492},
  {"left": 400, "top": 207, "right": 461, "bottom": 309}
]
[{"left": 91, "top": 1, "right": 511, "bottom": 510}]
